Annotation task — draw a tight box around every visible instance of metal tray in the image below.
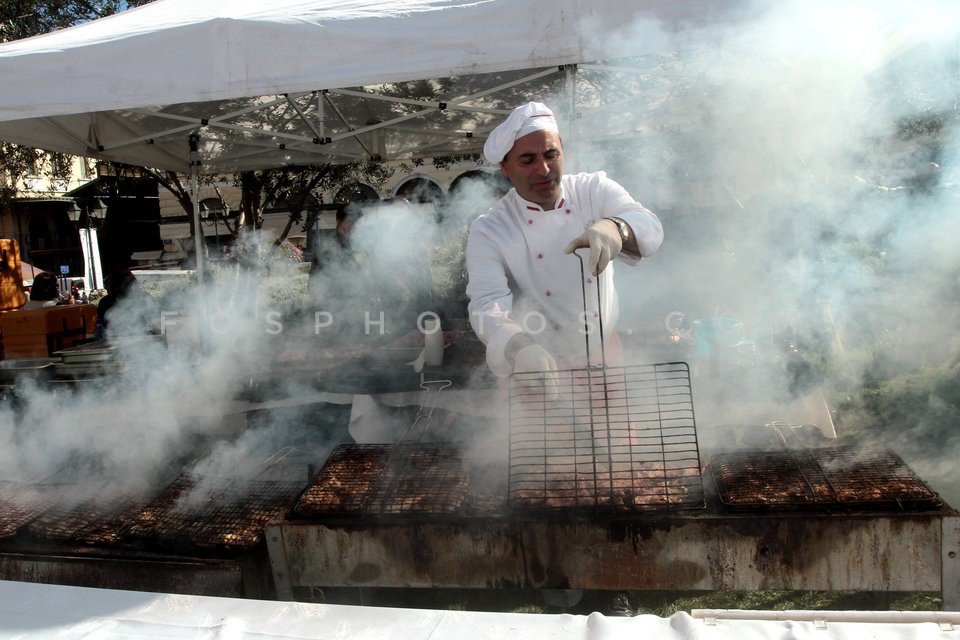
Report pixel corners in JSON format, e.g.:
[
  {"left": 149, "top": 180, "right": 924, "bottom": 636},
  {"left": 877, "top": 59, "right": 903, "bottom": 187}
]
[
  {"left": 53, "top": 335, "right": 166, "bottom": 363},
  {"left": 0, "top": 358, "right": 58, "bottom": 384}
]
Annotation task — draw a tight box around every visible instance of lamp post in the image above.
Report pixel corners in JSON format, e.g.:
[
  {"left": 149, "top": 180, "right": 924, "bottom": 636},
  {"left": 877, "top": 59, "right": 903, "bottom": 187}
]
[
  {"left": 201, "top": 200, "right": 229, "bottom": 259},
  {"left": 69, "top": 198, "right": 106, "bottom": 295},
  {"left": 85, "top": 199, "right": 105, "bottom": 293},
  {"left": 62, "top": 203, "right": 83, "bottom": 296}
]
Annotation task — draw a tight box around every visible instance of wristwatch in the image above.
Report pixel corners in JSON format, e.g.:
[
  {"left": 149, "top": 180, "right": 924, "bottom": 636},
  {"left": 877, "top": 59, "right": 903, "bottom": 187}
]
[{"left": 608, "top": 217, "right": 631, "bottom": 245}]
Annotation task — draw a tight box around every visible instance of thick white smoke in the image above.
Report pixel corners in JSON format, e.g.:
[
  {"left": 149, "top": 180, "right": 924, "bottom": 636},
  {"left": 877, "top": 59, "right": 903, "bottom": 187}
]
[
  {"left": 568, "top": 0, "right": 960, "bottom": 501},
  {"left": 1, "top": 0, "right": 958, "bottom": 512}
]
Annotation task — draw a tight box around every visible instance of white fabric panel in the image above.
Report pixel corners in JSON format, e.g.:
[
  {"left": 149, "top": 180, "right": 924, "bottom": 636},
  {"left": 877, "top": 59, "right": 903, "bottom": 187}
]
[
  {"left": 0, "top": 580, "right": 955, "bottom": 640},
  {"left": 0, "top": 0, "right": 680, "bottom": 121},
  {"left": 0, "top": 0, "right": 710, "bottom": 172}
]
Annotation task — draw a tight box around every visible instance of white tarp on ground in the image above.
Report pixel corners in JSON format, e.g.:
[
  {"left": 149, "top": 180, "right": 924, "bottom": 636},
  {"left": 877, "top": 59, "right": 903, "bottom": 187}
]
[
  {"left": 0, "top": 0, "right": 740, "bottom": 173},
  {"left": 0, "top": 580, "right": 958, "bottom": 640}
]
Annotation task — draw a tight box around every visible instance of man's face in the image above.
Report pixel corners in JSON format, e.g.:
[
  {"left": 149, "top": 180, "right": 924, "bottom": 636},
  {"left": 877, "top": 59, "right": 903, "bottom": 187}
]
[
  {"left": 499, "top": 129, "right": 563, "bottom": 210},
  {"left": 337, "top": 216, "right": 358, "bottom": 238}
]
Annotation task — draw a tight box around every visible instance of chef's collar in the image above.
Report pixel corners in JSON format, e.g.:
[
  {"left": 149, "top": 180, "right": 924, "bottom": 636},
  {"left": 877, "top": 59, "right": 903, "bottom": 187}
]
[{"left": 512, "top": 188, "right": 567, "bottom": 213}]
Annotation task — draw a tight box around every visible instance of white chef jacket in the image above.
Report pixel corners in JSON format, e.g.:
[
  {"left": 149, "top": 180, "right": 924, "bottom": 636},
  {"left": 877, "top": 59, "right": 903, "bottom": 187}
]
[{"left": 465, "top": 171, "right": 663, "bottom": 377}]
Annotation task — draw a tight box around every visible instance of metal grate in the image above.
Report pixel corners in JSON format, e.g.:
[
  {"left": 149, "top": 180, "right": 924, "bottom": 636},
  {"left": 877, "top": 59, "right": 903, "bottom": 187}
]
[
  {"left": 710, "top": 445, "right": 942, "bottom": 511},
  {"left": 0, "top": 481, "right": 66, "bottom": 539},
  {"left": 509, "top": 361, "right": 705, "bottom": 515},
  {"left": 26, "top": 492, "right": 150, "bottom": 546},
  {"left": 293, "top": 443, "right": 469, "bottom": 518},
  {"left": 183, "top": 480, "right": 303, "bottom": 550},
  {"left": 122, "top": 474, "right": 304, "bottom": 551}
]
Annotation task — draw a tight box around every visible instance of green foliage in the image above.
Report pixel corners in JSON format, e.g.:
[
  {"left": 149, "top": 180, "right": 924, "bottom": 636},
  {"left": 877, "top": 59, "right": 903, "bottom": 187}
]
[
  {"left": 258, "top": 269, "right": 309, "bottom": 306},
  {"left": 628, "top": 590, "right": 940, "bottom": 618},
  {"left": 831, "top": 365, "right": 960, "bottom": 441},
  {"left": 0, "top": 0, "right": 129, "bottom": 42},
  {"left": 0, "top": 0, "right": 156, "bottom": 207},
  {"left": 139, "top": 273, "right": 196, "bottom": 314}
]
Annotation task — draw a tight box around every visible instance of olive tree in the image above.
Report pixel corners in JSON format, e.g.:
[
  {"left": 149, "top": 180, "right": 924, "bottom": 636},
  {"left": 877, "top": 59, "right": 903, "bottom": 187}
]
[{"left": 0, "top": 0, "right": 154, "bottom": 205}]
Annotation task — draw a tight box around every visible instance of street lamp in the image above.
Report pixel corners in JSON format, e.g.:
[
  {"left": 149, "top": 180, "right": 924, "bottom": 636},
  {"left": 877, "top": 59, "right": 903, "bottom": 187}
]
[
  {"left": 70, "top": 198, "right": 106, "bottom": 294},
  {"left": 200, "top": 199, "right": 229, "bottom": 257},
  {"left": 86, "top": 198, "right": 106, "bottom": 225},
  {"left": 66, "top": 202, "right": 82, "bottom": 224}
]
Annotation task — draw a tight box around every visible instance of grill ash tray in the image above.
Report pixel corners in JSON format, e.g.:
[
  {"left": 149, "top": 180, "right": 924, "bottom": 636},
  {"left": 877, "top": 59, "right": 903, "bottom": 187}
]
[
  {"left": 709, "top": 445, "right": 942, "bottom": 511},
  {"left": 508, "top": 362, "right": 705, "bottom": 516},
  {"left": 293, "top": 443, "right": 469, "bottom": 519}
]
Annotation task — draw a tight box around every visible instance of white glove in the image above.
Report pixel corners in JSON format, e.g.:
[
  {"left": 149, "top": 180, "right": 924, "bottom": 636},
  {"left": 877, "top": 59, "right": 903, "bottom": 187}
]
[
  {"left": 563, "top": 219, "right": 622, "bottom": 276},
  {"left": 513, "top": 344, "right": 560, "bottom": 400}
]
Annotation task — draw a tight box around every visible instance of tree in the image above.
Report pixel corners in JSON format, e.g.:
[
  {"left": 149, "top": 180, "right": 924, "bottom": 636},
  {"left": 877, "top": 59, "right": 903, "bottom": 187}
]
[
  {"left": 0, "top": 0, "right": 155, "bottom": 206},
  {"left": 0, "top": 0, "right": 139, "bottom": 42}
]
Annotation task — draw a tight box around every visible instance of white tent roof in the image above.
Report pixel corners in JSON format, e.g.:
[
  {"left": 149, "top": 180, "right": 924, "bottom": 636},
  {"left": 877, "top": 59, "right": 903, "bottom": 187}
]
[{"left": 0, "top": 0, "right": 725, "bottom": 174}]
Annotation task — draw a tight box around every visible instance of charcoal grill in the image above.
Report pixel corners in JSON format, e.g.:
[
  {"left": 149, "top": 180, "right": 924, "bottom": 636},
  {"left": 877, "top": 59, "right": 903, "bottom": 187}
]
[
  {"left": 710, "top": 444, "right": 942, "bottom": 511},
  {"left": 293, "top": 443, "right": 469, "bottom": 520}
]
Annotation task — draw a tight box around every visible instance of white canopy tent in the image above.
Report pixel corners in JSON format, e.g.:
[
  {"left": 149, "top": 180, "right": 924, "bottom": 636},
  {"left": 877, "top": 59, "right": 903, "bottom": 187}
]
[
  {"left": 0, "top": 0, "right": 742, "bottom": 278},
  {"left": 0, "top": 0, "right": 734, "bottom": 174}
]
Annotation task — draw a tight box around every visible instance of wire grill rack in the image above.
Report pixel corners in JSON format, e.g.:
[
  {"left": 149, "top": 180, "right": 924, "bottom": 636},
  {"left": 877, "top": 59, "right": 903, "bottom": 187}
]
[
  {"left": 710, "top": 445, "right": 942, "bottom": 511},
  {"left": 121, "top": 474, "right": 304, "bottom": 551},
  {"left": 509, "top": 361, "right": 705, "bottom": 515},
  {"left": 26, "top": 492, "right": 150, "bottom": 546},
  {"left": 293, "top": 443, "right": 469, "bottom": 519},
  {"left": 0, "top": 481, "right": 67, "bottom": 539}
]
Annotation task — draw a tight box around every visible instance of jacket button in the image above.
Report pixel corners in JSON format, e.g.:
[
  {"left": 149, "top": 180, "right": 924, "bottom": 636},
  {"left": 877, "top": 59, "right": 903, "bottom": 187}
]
[
  {"left": 537, "top": 253, "right": 543, "bottom": 259},
  {"left": 565, "top": 208, "right": 571, "bottom": 214},
  {"left": 545, "top": 290, "right": 551, "bottom": 296},
  {"left": 527, "top": 219, "right": 533, "bottom": 225}
]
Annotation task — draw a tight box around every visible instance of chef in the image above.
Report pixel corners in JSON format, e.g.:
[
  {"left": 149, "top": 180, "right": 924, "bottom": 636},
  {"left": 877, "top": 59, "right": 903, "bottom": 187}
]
[{"left": 465, "top": 102, "right": 663, "bottom": 394}]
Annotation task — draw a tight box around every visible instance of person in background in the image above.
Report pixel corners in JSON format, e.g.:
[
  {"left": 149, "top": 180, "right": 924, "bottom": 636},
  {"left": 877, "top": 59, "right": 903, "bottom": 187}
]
[
  {"left": 309, "top": 198, "right": 435, "bottom": 345},
  {"left": 22, "top": 272, "right": 61, "bottom": 309},
  {"left": 307, "top": 199, "right": 440, "bottom": 444},
  {"left": 465, "top": 102, "right": 664, "bottom": 393},
  {"left": 96, "top": 268, "right": 159, "bottom": 336}
]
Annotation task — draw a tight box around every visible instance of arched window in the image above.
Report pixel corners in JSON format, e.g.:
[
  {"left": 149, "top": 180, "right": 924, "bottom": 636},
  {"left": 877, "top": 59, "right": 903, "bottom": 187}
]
[
  {"left": 448, "top": 170, "right": 510, "bottom": 200},
  {"left": 394, "top": 177, "right": 443, "bottom": 204},
  {"left": 199, "top": 197, "right": 230, "bottom": 219},
  {"left": 334, "top": 182, "right": 380, "bottom": 204}
]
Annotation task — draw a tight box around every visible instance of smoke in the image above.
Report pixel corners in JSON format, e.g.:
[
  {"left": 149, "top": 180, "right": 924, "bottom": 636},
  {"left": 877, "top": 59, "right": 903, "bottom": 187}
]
[
  {"left": 566, "top": 0, "right": 959, "bottom": 370},
  {"left": 1, "top": 0, "right": 959, "bottom": 517},
  {"left": 568, "top": 0, "right": 960, "bottom": 500}
]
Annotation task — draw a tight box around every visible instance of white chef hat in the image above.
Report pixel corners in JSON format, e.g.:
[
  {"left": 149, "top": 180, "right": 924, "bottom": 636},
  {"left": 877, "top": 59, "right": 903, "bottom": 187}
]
[{"left": 483, "top": 102, "right": 559, "bottom": 164}]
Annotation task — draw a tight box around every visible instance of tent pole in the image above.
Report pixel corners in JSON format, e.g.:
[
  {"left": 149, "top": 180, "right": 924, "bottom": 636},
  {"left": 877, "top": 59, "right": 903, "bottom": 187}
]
[
  {"left": 564, "top": 64, "right": 577, "bottom": 119},
  {"left": 189, "top": 132, "right": 208, "bottom": 342},
  {"left": 562, "top": 64, "right": 578, "bottom": 164}
]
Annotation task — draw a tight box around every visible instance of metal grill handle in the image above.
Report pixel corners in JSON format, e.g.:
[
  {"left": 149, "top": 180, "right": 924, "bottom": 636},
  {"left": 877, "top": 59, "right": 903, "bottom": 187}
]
[{"left": 573, "top": 250, "right": 607, "bottom": 369}]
